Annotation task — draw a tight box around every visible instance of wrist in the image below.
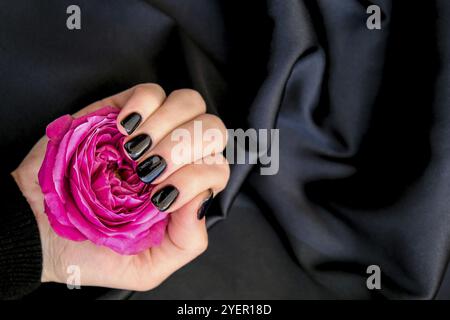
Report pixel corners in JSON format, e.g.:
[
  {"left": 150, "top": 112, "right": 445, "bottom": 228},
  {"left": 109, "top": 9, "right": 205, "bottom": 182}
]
[{"left": 11, "top": 170, "right": 57, "bottom": 283}]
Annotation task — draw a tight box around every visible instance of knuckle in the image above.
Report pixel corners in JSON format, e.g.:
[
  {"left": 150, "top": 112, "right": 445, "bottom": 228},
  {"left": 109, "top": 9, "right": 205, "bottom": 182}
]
[
  {"left": 219, "top": 158, "right": 231, "bottom": 184},
  {"left": 199, "top": 114, "right": 228, "bottom": 150},
  {"left": 223, "top": 126, "right": 229, "bottom": 146},
  {"left": 201, "top": 155, "right": 230, "bottom": 192},
  {"left": 189, "top": 169, "right": 205, "bottom": 190},
  {"left": 201, "top": 114, "right": 227, "bottom": 133},
  {"left": 221, "top": 156, "right": 230, "bottom": 175},
  {"left": 134, "top": 83, "right": 166, "bottom": 100},
  {"left": 171, "top": 89, "right": 206, "bottom": 113}
]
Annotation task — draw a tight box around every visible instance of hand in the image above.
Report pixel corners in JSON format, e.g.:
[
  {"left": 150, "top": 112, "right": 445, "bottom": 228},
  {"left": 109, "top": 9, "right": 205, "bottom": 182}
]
[{"left": 11, "top": 84, "right": 229, "bottom": 291}]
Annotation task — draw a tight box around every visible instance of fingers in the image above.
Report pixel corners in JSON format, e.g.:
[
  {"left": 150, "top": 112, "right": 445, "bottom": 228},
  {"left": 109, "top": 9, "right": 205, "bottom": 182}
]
[
  {"left": 112, "top": 85, "right": 229, "bottom": 215},
  {"left": 57, "top": 85, "right": 229, "bottom": 292},
  {"left": 72, "top": 84, "right": 229, "bottom": 215},
  {"left": 117, "top": 84, "right": 167, "bottom": 135},
  {"left": 135, "top": 113, "right": 227, "bottom": 184},
  {"left": 149, "top": 153, "right": 229, "bottom": 213},
  {"left": 122, "top": 89, "right": 207, "bottom": 160}
]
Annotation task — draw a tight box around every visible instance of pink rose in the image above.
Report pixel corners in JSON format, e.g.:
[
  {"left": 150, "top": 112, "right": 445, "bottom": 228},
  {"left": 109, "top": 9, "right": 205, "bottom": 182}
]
[{"left": 38, "top": 106, "right": 168, "bottom": 255}]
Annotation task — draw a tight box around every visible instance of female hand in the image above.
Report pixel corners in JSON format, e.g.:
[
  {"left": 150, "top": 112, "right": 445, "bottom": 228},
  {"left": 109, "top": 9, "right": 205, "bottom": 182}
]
[{"left": 11, "top": 83, "right": 229, "bottom": 291}]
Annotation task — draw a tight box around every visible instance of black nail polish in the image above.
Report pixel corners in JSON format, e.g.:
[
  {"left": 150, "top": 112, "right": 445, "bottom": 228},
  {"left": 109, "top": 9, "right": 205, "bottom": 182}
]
[
  {"left": 151, "top": 185, "right": 179, "bottom": 211},
  {"left": 120, "top": 112, "right": 142, "bottom": 135},
  {"left": 197, "top": 190, "right": 213, "bottom": 220},
  {"left": 124, "top": 134, "right": 152, "bottom": 160},
  {"left": 137, "top": 155, "right": 167, "bottom": 184}
]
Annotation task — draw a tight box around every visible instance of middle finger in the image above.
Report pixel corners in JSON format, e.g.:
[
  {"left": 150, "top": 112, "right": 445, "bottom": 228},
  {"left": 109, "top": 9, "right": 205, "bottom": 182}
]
[{"left": 123, "top": 89, "right": 206, "bottom": 160}]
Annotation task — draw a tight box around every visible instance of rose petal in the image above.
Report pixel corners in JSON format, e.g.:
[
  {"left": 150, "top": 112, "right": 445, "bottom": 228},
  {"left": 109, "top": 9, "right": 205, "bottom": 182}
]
[{"left": 39, "top": 106, "right": 167, "bottom": 255}]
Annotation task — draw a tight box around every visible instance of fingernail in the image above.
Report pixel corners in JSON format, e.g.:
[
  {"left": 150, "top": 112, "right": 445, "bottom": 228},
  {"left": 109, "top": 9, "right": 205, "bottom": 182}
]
[
  {"left": 120, "top": 112, "right": 142, "bottom": 135},
  {"left": 124, "top": 134, "right": 152, "bottom": 160},
  {"left": 151, "top": 185, "right": 179, "bottom": 212},
  {"left": 137, "top": 155, "right": 167, "bottom": 184},
  {"left": 197, "top": 189, "right": 213, "bottom": 220}
]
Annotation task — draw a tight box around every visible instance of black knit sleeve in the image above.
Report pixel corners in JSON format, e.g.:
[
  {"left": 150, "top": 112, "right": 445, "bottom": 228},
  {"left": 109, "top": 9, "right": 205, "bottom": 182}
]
[{"left": 0, "top": 173, "right": 42, "bottom": 299}]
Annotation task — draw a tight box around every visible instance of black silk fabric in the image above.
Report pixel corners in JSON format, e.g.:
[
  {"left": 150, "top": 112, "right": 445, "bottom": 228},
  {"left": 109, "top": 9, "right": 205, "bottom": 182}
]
[{"left": 1, "top": 0, "right": 450, "bottom": 299}]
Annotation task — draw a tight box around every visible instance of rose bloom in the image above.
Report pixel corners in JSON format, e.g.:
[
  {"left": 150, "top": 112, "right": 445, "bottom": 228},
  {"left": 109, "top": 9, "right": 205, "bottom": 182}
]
[{"left": 38, "top": 106, "right": 168, "bottom": 255}]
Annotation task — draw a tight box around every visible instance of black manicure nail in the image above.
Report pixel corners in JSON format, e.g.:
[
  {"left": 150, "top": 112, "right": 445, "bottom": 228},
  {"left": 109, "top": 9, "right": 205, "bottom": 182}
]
[
  {"left": 197, "top": 190, "right": 213, "bottom": 220},
  {"left": 124, "top": 134, "right": 152, "bottom": 160},
  {"left": 120, "top": 112, "right": 142, "bottom": 135},
  {"left": 137, "top": 155, "right": 167, "bottom": 184},
  {"left": 151, "top": 185, "right": 179, "bottom": 211}
]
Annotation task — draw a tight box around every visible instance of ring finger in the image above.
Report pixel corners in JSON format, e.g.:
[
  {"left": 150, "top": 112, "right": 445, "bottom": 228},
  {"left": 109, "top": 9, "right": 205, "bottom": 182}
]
[{"left": 149, "top": 154, "right": 230, "bottom": 213}]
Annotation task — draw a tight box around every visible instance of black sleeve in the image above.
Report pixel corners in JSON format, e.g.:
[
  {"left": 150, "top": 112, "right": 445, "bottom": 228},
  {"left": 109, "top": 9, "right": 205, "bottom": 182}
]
[{"left": 0, "top": 173, "right": 42, "bottom": 299}]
